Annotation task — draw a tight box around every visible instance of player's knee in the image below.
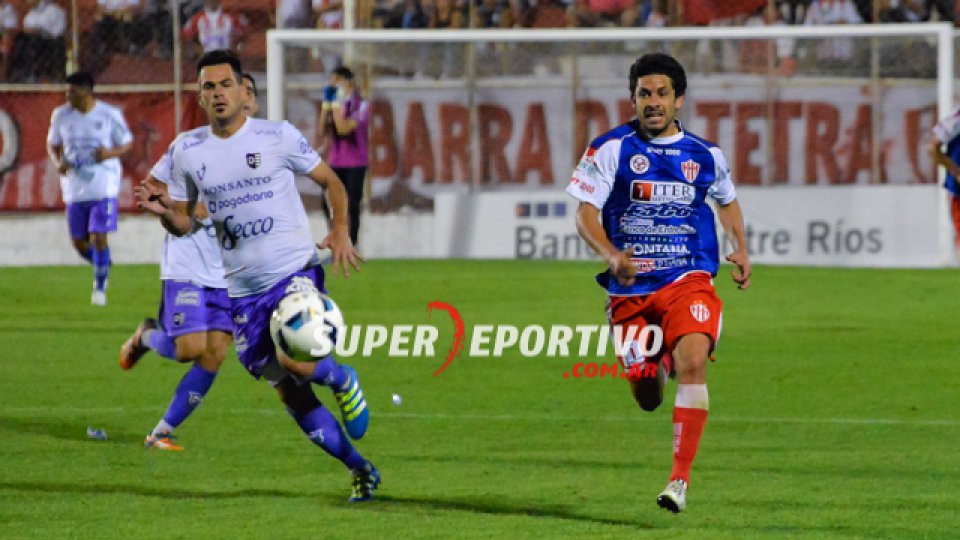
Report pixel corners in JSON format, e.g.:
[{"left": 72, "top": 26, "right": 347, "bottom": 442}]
[
  {"left": 277, "top": 380, "right": 320, "bottom": 414},
  {"left": 71, "top": 239, "right": 89, "bottom": 254},
  {"left": 197, "top": 347, "right": 226, "bottom": 372},
  {"left": 174, "top": 341, "right": 205, "bottom": 363}
]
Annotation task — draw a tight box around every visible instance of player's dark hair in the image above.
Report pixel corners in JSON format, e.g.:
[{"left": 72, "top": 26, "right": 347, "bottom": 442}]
[
  {"left": 332, "top": 66, "right": 354, "bottom": 81},
  {"left": 65, "top": 72, "right": 95, "bottom": 89},
  {"left": 242, "top": 73, "right": 258, "bottom": 96},
  {"left": 197, "top": 49, "right": 244, "bottom": 82},
  {"left": 628, "top": 53, "right": 686, "bottom": 98}
]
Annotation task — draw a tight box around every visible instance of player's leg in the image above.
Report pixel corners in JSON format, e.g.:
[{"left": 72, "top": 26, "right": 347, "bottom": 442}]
[
  {"left": 654, "top": 274, "right": 722, "bottom": 513},
  {"left": 275, "top": 265, "right": 369, "bottom": 439},
  {"left": 143, "top": 332, "right": 210, "bottom": 450},
  {"left": 144, "top": 285, "right": 231, "bottom": 450},
  {"left": 88, "top": 198, "right": 118, "bottom": 305},
  {"left": 273, "top": 374, "right": 379, "bottom": 502},
  {"left": 608, "top": 295, "right": 665, "bottom": 411},
  {"left": 950, "top": 195, "right": 960, "bottom": 247},
  {"left": 119, "top": 280, "right": 179, "bottom": 369},
  {"left": 66, "top": 202, "right": 94, "bottom": 263},
  {"left": 277, "top": 350, "right": 369, "bottom": 441}
]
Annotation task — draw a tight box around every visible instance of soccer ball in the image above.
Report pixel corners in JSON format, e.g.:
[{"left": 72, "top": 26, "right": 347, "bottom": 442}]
[{"left": 270, "top": 291, "right": 345, "bottom": 361}]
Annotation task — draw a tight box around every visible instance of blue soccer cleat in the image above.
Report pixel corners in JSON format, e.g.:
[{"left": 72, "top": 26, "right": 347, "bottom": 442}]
[
  {"left": 335, "top": 365, "right": 369, "bottom": 440},
  {"left": 349, "top": 462, "right": 380, "bottom": 502}
]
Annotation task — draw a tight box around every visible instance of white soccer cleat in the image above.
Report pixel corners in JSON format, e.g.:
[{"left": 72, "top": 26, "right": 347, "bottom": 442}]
[
  {"left": 657, "top": 479, "right": 687, "bottom": 513},
  {"left": 91, "top": 289, "right": 107, "bottom": 306}
]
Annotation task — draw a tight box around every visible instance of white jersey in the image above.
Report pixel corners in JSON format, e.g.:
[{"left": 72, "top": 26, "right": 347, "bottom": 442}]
[
  {"left": 165, "top": 117, "right": 322, "bottom": 297},
  {"left": 47, "top": 100, "right": 133, "bottom": 204},
  {"left": 151, "top": 143, "right": 227, "bottom": 289}
]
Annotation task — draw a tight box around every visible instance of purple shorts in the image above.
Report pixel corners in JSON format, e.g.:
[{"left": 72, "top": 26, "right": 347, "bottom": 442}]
[
  {"left": 231, "top": 265, "right": 327, "bottom": 379},
  {"left": 160, "top": 280, "right": 233, "bottom": 339},
  {"left": 66, "top": 198, "right": 118, "bottom": 239}
]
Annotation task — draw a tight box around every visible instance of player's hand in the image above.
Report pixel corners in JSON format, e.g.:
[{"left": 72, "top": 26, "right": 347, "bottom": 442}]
[
  {"left": 317, "top": 226, "right": 365, "bottom": 277},
  {"left": 726, "top": 250, "right": 751, "bottom": 290},
  {"left": 134, "top": 180, "right": 171, "bottom": 216},
  {"left": 607, "top": 249, "right": 636, "bottom": 287}
]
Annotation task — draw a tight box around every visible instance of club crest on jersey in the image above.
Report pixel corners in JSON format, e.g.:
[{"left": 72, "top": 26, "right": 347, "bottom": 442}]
[
  {"left": 246, "top": 152, "right": 262, "bottom": 169},
  {"left": 689, "top": 300, "right": 710, "bottom": 323},
  {"left": 629, "top": 154, "right": 650, "bottom": 174},
  {"left": 681, "top": 159, "right": 700, "bottom": 183}
]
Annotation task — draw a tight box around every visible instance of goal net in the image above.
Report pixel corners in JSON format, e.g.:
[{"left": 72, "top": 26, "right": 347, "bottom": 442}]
[{"left": 267, "top": 25, "right": 956, "bottom": 266}]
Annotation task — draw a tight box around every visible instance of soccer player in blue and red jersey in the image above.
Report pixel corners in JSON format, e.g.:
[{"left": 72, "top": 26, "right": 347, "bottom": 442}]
[
  {"left": 928, "top": 107, "right": 960, "bottom": 246},
  {"left": 566, "top": 53, "right": 751, "bottom": 513}
]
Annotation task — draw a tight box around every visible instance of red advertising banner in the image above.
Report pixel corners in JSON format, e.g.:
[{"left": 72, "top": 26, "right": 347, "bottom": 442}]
[{"left": 0, "top": 92, "right": 205, "bottom": 211}]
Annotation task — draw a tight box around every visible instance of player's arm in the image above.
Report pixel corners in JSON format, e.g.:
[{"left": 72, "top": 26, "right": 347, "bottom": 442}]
[
  {"left": 94, "top": 142, "right": 132, "bottom": 162},
  {"left": 715, "top": 199, "right": 751, "bottom": 290},
  {"left": 134, "top": 176, "right": 196, "bottom": 236},
  {"left": 306, "top": 161, "right": 364, "bottom": 276},
  {"left": 575, "top": 202, "right": 636, "bottom": 287},
  {"left": 46, "top": 142, "right": 70, "bottom": 174},
  {"left": 927, "top": 134, "right": 960, "bottom": 178}
]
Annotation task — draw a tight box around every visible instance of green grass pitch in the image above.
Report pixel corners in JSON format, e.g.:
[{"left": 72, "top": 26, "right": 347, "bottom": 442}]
[{"left": 1, "top": 261, "right": 958, "bottom": 538}]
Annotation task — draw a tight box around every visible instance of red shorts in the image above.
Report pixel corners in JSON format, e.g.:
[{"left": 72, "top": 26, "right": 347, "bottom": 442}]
[
  {"left": 606, "top": 273, "right": 722, "bottom": 365},
  {"left": 951, "top": 196, "right": 960, "bottom": 247}
]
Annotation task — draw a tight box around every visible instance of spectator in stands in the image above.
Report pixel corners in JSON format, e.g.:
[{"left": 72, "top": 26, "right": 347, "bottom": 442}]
[
  {"left": 313, "top": 0, "right": 343, "bottom": 29},
  {"left": 8, "top": 0, "right": 66, "bottom": 82},
  {"left": 280, "top": 0, "right": 313, "bottom": 27},
  {"left": 521, "top": 0, "right": 567, "bottom": 28},
  {"left": 777, "top": 0, "right": 809, "bottom": 24},
  {"left": 803, "top": 0, "right": 862, "bottom": 71},
  {"left": 741, "top": 2, "right": 797, "bottom": 76},
  {"left": 621, "top": 0, "right": 666, "bottom": 27},
  {"left": 182, "top": 0, "right": 247, "bottom": 55},
  {"left": 473, "top": 0, "right": 511, "bottom": 27},
  {"left": 567, "top": 0, "right": 599, "bottom": 26},
  {"left": 0, "top": 0, "right": 17, "bottom": 77},
  {"left": 142, "top": 0, "right": 173, "bottom": 58},
  {"left": 586, "top": 0, "right": 629, "bottom": 25},
  {"left": 93, "top": 0, "right": 145, "bottom": 57},
  {"left": 429, "top": 0, "right": 466, "bottom": 77}
]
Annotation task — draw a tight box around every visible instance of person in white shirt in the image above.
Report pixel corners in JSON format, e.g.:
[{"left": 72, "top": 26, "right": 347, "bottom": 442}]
[
  {"left": 117, "top": 74, "right": 261, "bottom": 451},
  {"left": 46, "top": 72, "right": 133, "bottom": 305},
  {"left": 134, "top": 50, "right": 379, "bottom": 502},
  {"left": 8, "top": 0, "right": 66, "bottom": 81}
]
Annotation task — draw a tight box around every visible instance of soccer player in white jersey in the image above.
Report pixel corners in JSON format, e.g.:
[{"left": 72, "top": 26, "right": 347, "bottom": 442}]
[
  {"left": 115, "top": 75, "right": 262, "bottom": 451},
  {"left": 134, "top": 50, "right": 378, "bottom": 502},
  {"left": 46, "top": 71, "right": 133, "bottom": 306},
  {"left": 567, "top": 53, "right": 751, "bottom": 513}
]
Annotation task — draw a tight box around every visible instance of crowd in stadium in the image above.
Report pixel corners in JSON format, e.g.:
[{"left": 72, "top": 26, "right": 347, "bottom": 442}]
[{"left": 0, "top": 0, "right": 955, "bottom": 82}]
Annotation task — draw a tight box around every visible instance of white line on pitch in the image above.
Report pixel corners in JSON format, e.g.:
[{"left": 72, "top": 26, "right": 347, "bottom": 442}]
[{"left": 1, "top": 406, "right": 958, "bottom": 427}]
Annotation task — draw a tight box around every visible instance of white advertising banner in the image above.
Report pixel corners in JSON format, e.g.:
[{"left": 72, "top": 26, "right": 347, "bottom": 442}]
[{"left": 433, "top": 185, "right": 953, "bottom": 267}]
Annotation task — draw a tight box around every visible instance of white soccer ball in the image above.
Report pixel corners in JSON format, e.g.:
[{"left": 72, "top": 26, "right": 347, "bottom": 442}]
[{"left": 270, "top": 291, "right": 345, "bottom": 361}]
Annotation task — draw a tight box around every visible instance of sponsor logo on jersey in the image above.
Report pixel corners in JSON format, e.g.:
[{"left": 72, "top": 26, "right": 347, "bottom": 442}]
[
  {"left": 689, "top": 300, "right": 710, "bottom": 322},
  {"left": 201, "top": 176, "right": 272, "bottom": 197},
  {"left": 631, "top": 257, "right": 692, "bottom": 274},
  {"left": 630, "top": 244, "right": 691, "bottom": 256},
  {"left": 220, "top": 214, "right": 275, "bottom": 250},
  {"left": 285, "top": 275, "right": 319, "bottom": 295},
  {"left": 175, "top": 289, "right": 201, "bottom": 306},
  {"left": 629, "top": 154, "right": 650, "bottom": 174},
  {"left": 233, "top": 313, "right": 249, "bottom": 325},
  {"left": 681, "top": 159, "right": 700, "bottom": 183},
  {"left": 246, "top": 152, "right": 261, "bottom": 168},
  {"left": 630, "top": 180, "right": 695, "bottom": 204}
]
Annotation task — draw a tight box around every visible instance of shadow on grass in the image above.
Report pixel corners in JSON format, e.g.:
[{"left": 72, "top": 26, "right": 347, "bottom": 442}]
[
  {"left": 344, "top": 493, "right": 654, "bottom": 529},
  {"left": 0, "top": 416, "right": 144, "bottom": 444},
  {"left": 0, "top": 481, "right": 654, "bottom": 529}
]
